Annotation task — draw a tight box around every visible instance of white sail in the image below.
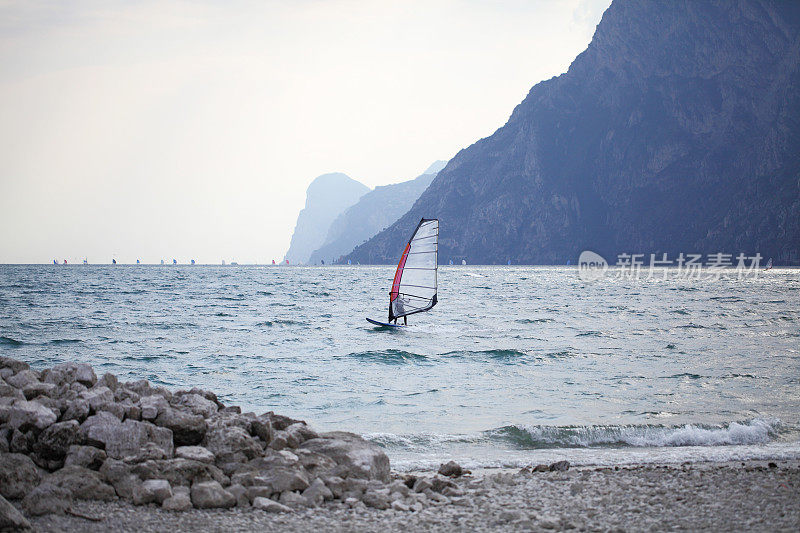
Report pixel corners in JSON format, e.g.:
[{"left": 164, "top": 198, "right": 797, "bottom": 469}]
[{"left": 388, "top": 218, "right": 438, "bottom": 321}]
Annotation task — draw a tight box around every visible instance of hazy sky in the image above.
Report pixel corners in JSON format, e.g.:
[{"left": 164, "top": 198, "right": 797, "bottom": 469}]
[{"left": 0, "top": 0, "right": 610, "bottom": 264}]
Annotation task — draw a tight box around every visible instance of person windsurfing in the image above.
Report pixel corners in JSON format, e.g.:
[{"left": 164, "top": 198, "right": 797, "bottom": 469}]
[{"left": 367, "top": 218, "right": 438, "bottom": 328}]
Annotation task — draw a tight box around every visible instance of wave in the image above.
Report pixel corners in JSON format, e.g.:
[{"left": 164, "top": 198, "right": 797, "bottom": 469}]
[
  {"left": 345, "top": 349, "right": 429, "bottom": 365},
  {"left": 487, "top": 419, "right": 784, "bottom": 448},
  {"left": 49, "top": 339, "right": 81, "bottom": 345},
  {"left": 367, "top": 419, "right": 787, "bottom": 452},
  {"left": 0, "top": 336, "right": 24, "bottom": 346},
  {"left": 440, "top": 349, "right": 530, "bottom": 363}
]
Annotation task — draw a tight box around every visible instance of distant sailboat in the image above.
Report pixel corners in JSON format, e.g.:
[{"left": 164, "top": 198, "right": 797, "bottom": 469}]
[
  {"left": 347, "top": 259, "right": 351, "bottom": 265},
  {"left": 507, "top": 260, "right": 511, "bottom": 265},
  {"left": 449, "top": 259, "right": 453, "bottom": 265},
  {"left": 222, "top": 260, "right": 226, "bottom": 266},
  {"left": 367, "top": 218, "right": 438, "bottom": 327},
  {"left": 272, "top": 260, "right": 276, "bottom": 265},
  {"left": 112, "top": 259, "right": 116, "bottom": 264},
  {"left": 462, "top": 259, "right": 466, "bottom": 265},
  {"left": 83, "top": 258, "right": 88, "bottom": 265},
  {"left": 285, "top": 259, "right": 289, "bottom": 265},
  {"left": 160, "top": 259, "right": 165, "bottom": 265},
  {"left": 173, "top": 259, "right": 177, "bottom": 265},
  {"left": 764, "top": 258, "right": 773, "bottom": 271},
  {"left": 63, "top": 259, "right": 67, "bottom": 265},
  {"left": 136, "top": 259, "right": 140, "bottom": 264},
  {"left": 191, "top": 259, "right": 196, "bottom": 265},
  {"left": 53, "top": 259, "right": 58, "bottom": 265}
]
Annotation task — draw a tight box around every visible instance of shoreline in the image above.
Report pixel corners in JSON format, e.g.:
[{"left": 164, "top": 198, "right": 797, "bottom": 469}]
[
  {"left": 2, "top": 356, "right": 798, "bottom": 531},
  {"left": 20, "top": 460, "right": 800, "bottom": 532}
]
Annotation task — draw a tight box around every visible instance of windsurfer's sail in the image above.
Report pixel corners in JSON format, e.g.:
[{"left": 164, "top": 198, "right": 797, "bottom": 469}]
[{"left": 388, "top": 218, "right": 438, "bottom": 322}]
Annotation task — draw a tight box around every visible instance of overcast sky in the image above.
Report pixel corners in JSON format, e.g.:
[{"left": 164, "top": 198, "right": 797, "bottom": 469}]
[{"left": 0, "top": 0, "right": 610, "bottom": 264}]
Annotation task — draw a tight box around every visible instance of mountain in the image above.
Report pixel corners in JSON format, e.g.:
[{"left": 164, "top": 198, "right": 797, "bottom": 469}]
[
  {"left": 284, "top": 173, "right": 369, "bottom": 264},
  {"left": 308, "top": 161, "right": 447, "bottom": 264},
  {"left": 345, "top": 0, "right": 800, "bottom": 265}
]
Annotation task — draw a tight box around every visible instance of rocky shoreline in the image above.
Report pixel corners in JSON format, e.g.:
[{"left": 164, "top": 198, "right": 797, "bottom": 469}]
[
  {"left": 2, "top": 356, "right": 799, "bottom": 531},
  {"left": 0, "top": 356, "right": 473, "bottom": 529}
]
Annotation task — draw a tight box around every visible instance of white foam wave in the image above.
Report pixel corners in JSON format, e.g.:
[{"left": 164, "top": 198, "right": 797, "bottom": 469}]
[{"left": 508, "top": 418, "right": 781, "bottom": 448}]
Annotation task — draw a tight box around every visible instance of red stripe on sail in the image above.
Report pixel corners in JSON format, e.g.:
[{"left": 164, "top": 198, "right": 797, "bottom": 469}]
[{"left": 390, "top": 242, "right": 411, "bottom": 302}]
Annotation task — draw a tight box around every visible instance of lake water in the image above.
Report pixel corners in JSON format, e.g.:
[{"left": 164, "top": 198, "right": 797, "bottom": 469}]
[{"left": 1, "top": 264, "right": 799, "bottom": 470}]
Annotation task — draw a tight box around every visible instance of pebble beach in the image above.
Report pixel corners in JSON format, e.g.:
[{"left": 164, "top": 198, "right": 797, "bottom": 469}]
[{"left": 20, "top": 461, "right": 800, "bottom": 532}]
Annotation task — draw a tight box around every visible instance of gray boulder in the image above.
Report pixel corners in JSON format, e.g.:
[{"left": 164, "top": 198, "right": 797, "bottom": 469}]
[
  {"left": 61, "top": 399, "right": 90, "bottom": 423},
  {"left": 162, "top": 490, "right": 192, "bottom": 511},
  {"left": 74, "top": 364, "right": 97, "bottom": 387},
  {"left": 88, "top": 418, "right": 173, "bottom": 460},
  {"left": 99, "top": 458, "right": 139, "bottom": 499},
  {"left": 97, "top": 373, "right": 118, "bottom": 391},
  {"left": 133, "top": 479, "right": 172, "bottom": 505},
  {"left": 123, "top": 441, "right": 171, "bottom": 463},
  {"left": 64, "top": 445, "right": 106, "bottom": 470},
  {"left": 295, "top": 448, "right": 338, "bottom": 478},
  {"left": 40, "top": 362, "right": 95, "bottom": 389},
  {"left": 302, "top": 477, "right": 333, "bottom": 505},
  {"left": 299, "top": 431, "right": 390, "bottom": 481},
  {"left": 42, "top": 362, "right": 96, "bottom": 388},
  {"left": 172, "top": 393, "right": 218, "bottom": 418},
  {"left": 81, "top": 411, "right": 121, "bottom": 446},
  {"left": 438, "top": 460, "right": 464, "bottom": 478},
  {"left": 175, "top": 446, "right": 215, "bottom": 464},
  {"left": 22, "top": 382, "right": 56, "bottom": 400},
  {"left": 0, "top": 494, "right": 31, "bottom": 530},
  {"left": 279, "top": 490, "right": 311, "bottom": 508},
  {"left": 47, "top": 465, "right": 117, "bottom": 501},
  {"left": 232, "top": 465, "right": 310, "bottom": 494},
  {"left": 9, "top": 429, "right": 36, "bottom": 455},
  {"left": 0, "top": 357, "right": 29, "bottom": 375},
  {"left": 0, "top": 380, "right": 24, "bottom": 401},
  {"left": 139, "top": 395, "right": 168, "bottom": 421},
  {"left": 8, "top": 400, "right": 58, "bottom": 432},
  {"left": 97, "top": 402, "right": 125, "bottom": 420},
  {"left": 252, "top": 497, "right": 293, "bottom": 513},
  {"left": 32, "top": 420, "right": 80, "bottom": 463},
  {"left": 361, "top": 489, "right": 390, "bottom": 510},
  {"left": 226, "top": 483, "right": 249, "bottom": 507},
  {"left": 0, "top": 453, "right": 42, "bottom": 499},
  {"left": 6, "top": 369, "right": 39, "bottom": 390},
  {"left": 146, "top": 458, "right": 228, "bottom": 487},
  {"left": 206, "top": 411, "right": 256, "bottom": 432},
  {"left": 22, "top": 483, "right": 71, "bottom": 516},
  {"left": 202, "top": 426, "right": 261, "bottom": 464},
  {"left": 251, "top": 415, "right": 273, "bottom": 444},
  {"left": 155, "top": 407, "right": 206, "bottom": 446},
  {"left": 190, "top": 480, "right": 235, "bottom": 509},
  {"left": 79, "top": 386, "right": 114, "bottom": 412}
]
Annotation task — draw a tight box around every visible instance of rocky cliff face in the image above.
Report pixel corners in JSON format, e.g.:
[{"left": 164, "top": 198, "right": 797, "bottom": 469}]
[
  {"left": 308, "top": 161, "right": 447, "bottom": 264},
  {"left": 345, "top": 0, "right": 800, "bottom": 265},
  {"left": 284, "top": 174, "right": 369, "bottom": 264}
]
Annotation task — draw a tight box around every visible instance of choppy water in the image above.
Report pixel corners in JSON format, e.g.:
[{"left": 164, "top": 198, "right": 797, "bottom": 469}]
[{"left": 1, "top": 265, "right": 799, "bottom": 470}]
